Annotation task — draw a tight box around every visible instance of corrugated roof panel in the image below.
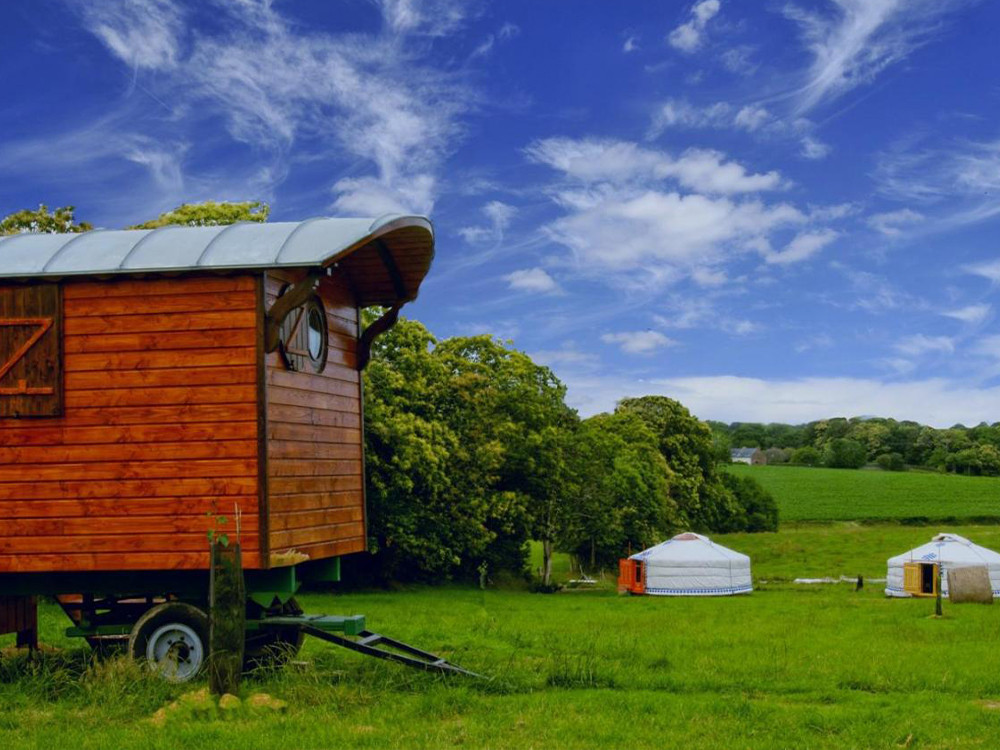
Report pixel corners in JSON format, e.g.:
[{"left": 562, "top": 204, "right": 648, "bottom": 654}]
[
  {"left": 0, "top": 233, "right": 76, "bottom": 275},
  {"left": 43, "top": 229, "right": 149, "bottom": 273},
  {"left": 197, "top": 222, "right": 300, "bottom": 267},
  {"left": 275, "top": 218, "right": 374, "bottom": 264},
  {"left": 119, "top": 225, "right": 227, "bottom": 271}
]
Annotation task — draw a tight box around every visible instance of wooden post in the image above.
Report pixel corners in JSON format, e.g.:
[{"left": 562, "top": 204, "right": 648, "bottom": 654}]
[
  {"left": 935, "top": 565, "right": 943, "bottom": 617},
  {"left": 209, "top": 541, "right": 245, "bottom": 695},
  {"left": 855, "top": 575, "right": 863, "bottom": 591}
]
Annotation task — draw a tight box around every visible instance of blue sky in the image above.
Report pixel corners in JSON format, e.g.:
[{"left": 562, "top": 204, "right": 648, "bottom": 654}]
[{"left": 2, "top": 0, "right": 1000, "bottom": 426}]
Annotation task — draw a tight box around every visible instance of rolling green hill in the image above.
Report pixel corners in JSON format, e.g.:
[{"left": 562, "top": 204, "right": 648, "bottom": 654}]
[{"left": 726, "top": 464, "right": 1000, "bottom": 522}]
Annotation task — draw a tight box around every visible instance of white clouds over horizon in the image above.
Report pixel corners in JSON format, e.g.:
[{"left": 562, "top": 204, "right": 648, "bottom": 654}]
[{"left": 558, "top": 371, "right": 1000, "bottom": 427}]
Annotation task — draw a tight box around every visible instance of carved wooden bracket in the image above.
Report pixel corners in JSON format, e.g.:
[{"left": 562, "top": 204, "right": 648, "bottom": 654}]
[
  {"left": 263, "top": 269, "right": 325, "bottom": 354},
  {"left": 357, "top": 303, "right": 404, "bottom": 371}
]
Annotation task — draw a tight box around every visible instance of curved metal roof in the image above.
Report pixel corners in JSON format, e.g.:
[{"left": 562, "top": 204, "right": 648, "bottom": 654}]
[{"left": 0, "top": 214, "right": 434, "bottom": 307}]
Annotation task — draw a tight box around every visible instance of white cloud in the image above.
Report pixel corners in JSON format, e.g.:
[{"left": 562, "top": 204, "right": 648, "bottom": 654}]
[
  {"left": 800, "top": 136, "right": 831, "bottom": 160},
  {"left": 894, "top": 334, "right": 954, "bottom": 356},
  {"left": 459, "top": 200, "right": 517, "bottom": 243},
  {"left": 964, "top": 260, "right": 1000, "bottom": 284},
  {"left": 867, "top": 208, "right": 924, "bottom": 236},
  {"left": 601, "top": 330, "right": 676, "bottom": 354},
  {"left": 786, "top": 0, "right": 973, "bottom": 114},
  {"left": 526, "top": 138, "right": 782, "bottom": 194},
  {"left": 764, "top": 229, "right": 837, "bottom": 265},
  {"left": 734, "top": 105, "right": 770, "bottom": 132},
  {"left": 623, "top": 36, "right": 639, "bottom": 53},
  {"left": 504, "top": 268, "right": 559, "bottom": 294},
  {"left": 942, "top": 304, "right": 991, "bottom": 324},
  {"left": 668, "top": 0, "right": 721, "bottom": 53}
]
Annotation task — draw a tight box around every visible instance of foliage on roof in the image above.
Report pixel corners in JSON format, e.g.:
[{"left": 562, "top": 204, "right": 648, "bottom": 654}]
[
  {"left": 129, "top": 201, "right": 270, "bottom": 229},
  {"left": 0, "top": 204, "right": 92, "bottom": 236}
]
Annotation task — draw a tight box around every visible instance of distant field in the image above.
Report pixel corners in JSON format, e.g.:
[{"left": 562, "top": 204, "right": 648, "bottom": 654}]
[{"left": 727, "top": 464, "right": 1000, "bottom": 521}]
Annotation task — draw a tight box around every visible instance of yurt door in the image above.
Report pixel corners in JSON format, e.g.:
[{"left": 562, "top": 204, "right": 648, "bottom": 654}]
[{"left": 903, "top": 562, "right": 939, "bottom": 597}]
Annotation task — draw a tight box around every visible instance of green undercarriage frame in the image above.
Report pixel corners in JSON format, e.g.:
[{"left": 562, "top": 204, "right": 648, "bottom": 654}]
[{"left": 0, "top": 556, "right": 367, "bottom": 639}]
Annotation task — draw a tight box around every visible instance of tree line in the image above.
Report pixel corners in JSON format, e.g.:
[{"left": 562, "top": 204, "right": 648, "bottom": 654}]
[
  {"left": 711, "top": 417, "right": 1000, "bottom": 475},
  {"left": 360, "top": 315, "right": 778, "bottom": 585},
  {"left": 2, "top": 202, "right": 778, "bottom": 584}
]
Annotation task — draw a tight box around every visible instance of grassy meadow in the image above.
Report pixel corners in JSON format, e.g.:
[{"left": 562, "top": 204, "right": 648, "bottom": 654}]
[
  {"left": 5, "top": 466, "right": 1000, "bottom": 748},
  {"left": 727, "top": 463, "right": 1000, "bottom": 521}
]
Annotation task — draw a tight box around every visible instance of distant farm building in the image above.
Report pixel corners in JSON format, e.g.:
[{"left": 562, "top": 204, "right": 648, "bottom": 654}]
[
  {"left": 618, "top": 532, "right": 752, "bottom": 596},
  {"left": 731, "top": 447, "right": 766, "bottom": 465},
  {"left": 886, "top": 533, "right": 1000, "bottom": 599}
]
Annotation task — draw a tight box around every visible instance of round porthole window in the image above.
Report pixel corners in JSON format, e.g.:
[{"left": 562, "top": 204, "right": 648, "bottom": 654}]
[{"left": 277, "top": 290, "right": 328, "bottom": 374}]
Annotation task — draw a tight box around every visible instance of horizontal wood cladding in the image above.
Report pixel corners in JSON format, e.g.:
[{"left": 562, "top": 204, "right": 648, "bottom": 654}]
[
  {"left": 264, "top": 270, "right": 365, "bottom": 566},
  {"left": 0, "top": 274, "right": 262, "bottom": 573}
]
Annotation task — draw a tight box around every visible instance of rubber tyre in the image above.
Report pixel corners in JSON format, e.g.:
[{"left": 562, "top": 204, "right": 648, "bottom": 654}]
[
  {"left": 129, "top": 602, "right": 209, "bottom": 683},
  {"left": 243, "top": 597, "right": 305, "bottom": 672}
]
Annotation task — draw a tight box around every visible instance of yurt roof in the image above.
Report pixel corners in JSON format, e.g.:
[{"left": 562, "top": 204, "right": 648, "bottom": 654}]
[
  {"left": 630, "top": 532, "right": 749, "bottom": 563},
  {"left": 887, "top": 533, "right": 1000, "bottom": 566},
  {"left": 0, "top": 214, "right": 434, "bottom": 308}
]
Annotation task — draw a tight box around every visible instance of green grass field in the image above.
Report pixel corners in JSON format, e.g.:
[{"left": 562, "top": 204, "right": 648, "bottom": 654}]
[
  {"left": 727, "top": 463, "right": 1000, "bottom": 521},
  {"left": 4, "top": 575, "right": 1000, "bottom": 749},
  {"left": 6, "top": 469, "right": 1000, "bottom": 748}
]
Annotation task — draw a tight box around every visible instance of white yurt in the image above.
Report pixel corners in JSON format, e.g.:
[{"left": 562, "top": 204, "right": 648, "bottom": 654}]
[
  {"left": 885, "top": 533, "right": 1000, "bottom": 598},
  {"left": 620, "top": 532, "right": 752, "bottom": 596}
]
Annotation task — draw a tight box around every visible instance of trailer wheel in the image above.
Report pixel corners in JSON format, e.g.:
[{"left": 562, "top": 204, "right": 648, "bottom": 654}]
[
  {"left": 244, "top": 597, "right": 305, "bottom": 671},
  {"left": 129, "top": 602, "right": 209, "bottom": 683}
]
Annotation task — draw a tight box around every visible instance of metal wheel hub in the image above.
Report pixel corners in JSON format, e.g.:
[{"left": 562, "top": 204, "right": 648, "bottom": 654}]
[{"left": 146, "top": 623, "right": 204, "bottom": 682}]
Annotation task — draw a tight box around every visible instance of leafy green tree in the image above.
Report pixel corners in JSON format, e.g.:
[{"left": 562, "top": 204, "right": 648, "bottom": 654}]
[
  {"left": 790, "top": 446, "right": 823, "bottom": 466},
  {"left": 616, "top": 396, "right": 744, "bottom": 532},
  {"left": 130, "top": 200, "right": 269, "bottom": 229},
  {"left": 562, "top": 412, "right": 678, "bottom": 570},
  {"left": 824, "top": 438, "right": 867, "bottom": 469},
  {"left": 719, "top": 473, "right": 778, "bottom": 532},
  {"left": 875, "top": 452, "right": 906, "bottom": 471},
  {"left": 0, "top": 204, "right": 92, "bottom": 235},
  {"left": 432, "top": 335, "right": 578, "bottom": 585}
]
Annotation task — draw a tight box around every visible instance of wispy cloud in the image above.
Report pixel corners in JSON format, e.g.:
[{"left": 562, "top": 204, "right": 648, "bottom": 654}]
[
  {"left": 601, "top": 330, "right": 676, "bottom": 354},
  {"left": 785, "top": 0, "right": 974, "bottom": 114},
  {"left": 764, "top": 229, "right": 838, "bottom": 265},
  {"left": 61, "top": 0, "right": 475, "bottom": 218},
  {"left": 894, "top": 334, "right": 954, "bottom": 356},
  {"left": 874, "top": 135, "right": 1000, "bottom": 230},
  {"left": 668, "top": 0, "right": 721, "bottom": 53},
  {"left": 942, "top": 304, "right": 991, "bottom": 324},
  {"left": 964, "top": 260, "right": 1000, "bottom": 284},
  {"left": 867, "top": 208, "right": 924, "bottom": 236},
  {"left": 458, "top": 201, "right": 517, "bottom": 244}
]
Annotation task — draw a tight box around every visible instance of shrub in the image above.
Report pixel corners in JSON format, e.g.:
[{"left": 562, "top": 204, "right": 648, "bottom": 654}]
[
  {"left": 790, "top": 446, "right": 822, "bottom": 466},
  {"left": 720, "top": 473, "right": 779, "bottom": 532},
  {"left": 875, "top": 452, "right": 906, "bottom": 471},
  {"left": 824, "top": 438, "right": 867, "bottom": 469}
]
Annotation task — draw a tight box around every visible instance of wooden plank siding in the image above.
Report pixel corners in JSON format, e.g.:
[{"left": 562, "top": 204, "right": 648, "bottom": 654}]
[
  {"left": 264, "top": 270, "right": 366, "bottom": 565},
  {"left": 0, "top": 275, "right": 263, "bottom": 573}
]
